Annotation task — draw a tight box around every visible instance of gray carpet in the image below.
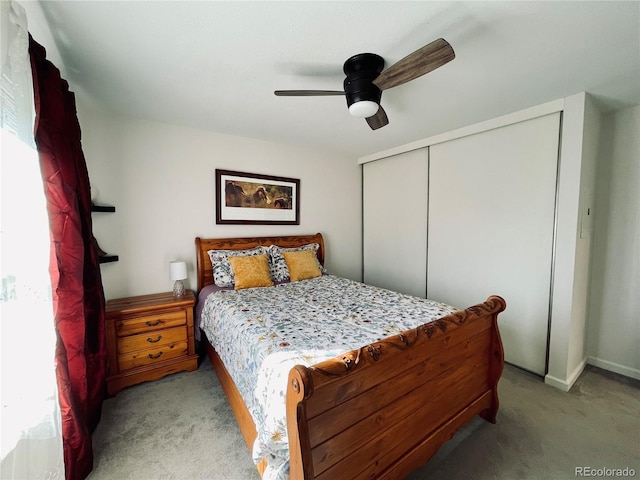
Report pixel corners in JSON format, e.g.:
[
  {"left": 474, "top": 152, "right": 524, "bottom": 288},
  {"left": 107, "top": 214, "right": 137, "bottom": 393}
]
[
  {"left": 88, "top": 358, "right": 639, "bottom": 480},
  {"left": 88, "top": 357, "right": 259, "bottom": 480}
]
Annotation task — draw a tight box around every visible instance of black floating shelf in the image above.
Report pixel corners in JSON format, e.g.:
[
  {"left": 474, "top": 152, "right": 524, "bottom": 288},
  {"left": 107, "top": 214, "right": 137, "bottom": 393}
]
[
  {"left": 91, "top": 204, "right": 116, "bottom": 213},
  {"left": 99, "top": 255, "right": 119, "bottom": 264}
]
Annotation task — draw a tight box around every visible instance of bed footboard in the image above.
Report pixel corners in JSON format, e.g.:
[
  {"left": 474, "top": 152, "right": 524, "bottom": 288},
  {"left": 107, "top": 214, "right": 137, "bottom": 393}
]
[{"left": 286, "top": 295, "right": 506, "bottom": 480}]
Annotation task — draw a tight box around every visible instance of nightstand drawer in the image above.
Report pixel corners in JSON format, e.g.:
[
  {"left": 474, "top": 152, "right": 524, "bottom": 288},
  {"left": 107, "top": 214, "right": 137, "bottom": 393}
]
[
  {"left": 115, "top": 311, "right": 186, "bottom": 337},
  {"left": 117, "top": 326, "right": 187, "bottom": 354},
  {"left": 118, "top": 341, "right": 189, "bottom": 371}
]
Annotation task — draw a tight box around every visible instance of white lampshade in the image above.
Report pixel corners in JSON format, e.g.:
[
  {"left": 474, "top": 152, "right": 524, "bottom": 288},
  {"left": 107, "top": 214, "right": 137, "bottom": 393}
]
[
  {"left": 348, "top": 100, "right": 379, "bottom": 118},
  {"left": 169, "top": 261, "right": 187, "bottom": 281}
]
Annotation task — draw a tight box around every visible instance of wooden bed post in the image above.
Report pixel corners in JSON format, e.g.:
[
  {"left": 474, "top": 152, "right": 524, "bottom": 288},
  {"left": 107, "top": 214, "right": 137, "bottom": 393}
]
[
  {"left": 480, "top": 295, "right": 506, "bottom": 424},
  {"left": 287, "top": 366, "right": 315, "bottom": 480}
]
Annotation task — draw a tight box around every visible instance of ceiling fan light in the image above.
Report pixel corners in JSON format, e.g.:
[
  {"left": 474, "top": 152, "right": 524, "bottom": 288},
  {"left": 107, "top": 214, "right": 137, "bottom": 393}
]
[{"left": 348, "top": 100, "right": 379, "bottom": 118}]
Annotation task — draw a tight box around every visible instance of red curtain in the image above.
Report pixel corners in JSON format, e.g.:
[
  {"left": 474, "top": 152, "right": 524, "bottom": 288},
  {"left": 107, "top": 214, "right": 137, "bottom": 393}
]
[{"left": 29, "top": 36, "right": 107, "bottom": 480}]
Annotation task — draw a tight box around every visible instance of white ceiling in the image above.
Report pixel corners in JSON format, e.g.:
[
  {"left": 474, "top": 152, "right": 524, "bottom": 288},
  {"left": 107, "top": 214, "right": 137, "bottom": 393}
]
[{"left": 38, "top": 1, "right": 640, "bottom": 159}]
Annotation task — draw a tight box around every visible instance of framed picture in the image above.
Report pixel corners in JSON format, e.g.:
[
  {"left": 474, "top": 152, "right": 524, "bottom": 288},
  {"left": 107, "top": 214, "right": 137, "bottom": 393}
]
[{"left": 215, "top": 169, "right": 300, "bottom": 225}]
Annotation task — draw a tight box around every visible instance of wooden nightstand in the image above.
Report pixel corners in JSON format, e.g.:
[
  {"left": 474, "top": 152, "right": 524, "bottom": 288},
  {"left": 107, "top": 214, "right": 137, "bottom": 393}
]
[{"left": 105, "top": 291, "right": 198, "bottom": 395}]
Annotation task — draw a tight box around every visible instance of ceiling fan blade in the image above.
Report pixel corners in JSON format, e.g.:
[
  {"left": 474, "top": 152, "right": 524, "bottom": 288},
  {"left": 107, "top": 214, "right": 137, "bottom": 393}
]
[
  {"left": 373, "top": 38, "right": 455, "bottom": 91},
  {"left": 366, "top": 106, "right": 389, "bottom": 130},
  {"left": 274, "top": 90, "right": 345, "bottom": 96}
]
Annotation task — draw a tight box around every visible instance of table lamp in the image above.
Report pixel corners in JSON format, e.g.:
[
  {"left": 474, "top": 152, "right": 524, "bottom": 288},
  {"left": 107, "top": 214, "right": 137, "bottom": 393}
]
[{"left": 170, "top": 261, "right": 187, "bottom": 297}]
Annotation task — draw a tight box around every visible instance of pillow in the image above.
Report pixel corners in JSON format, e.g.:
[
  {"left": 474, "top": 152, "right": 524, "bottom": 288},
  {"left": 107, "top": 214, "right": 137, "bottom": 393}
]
[
  {"left": 282, "top": 250, "right": 322, "bottom": 282},
  {"left": 268, "top": 243, "right": 324, "bottom": 282},
  {"left": 208, "top": 246, "right": 266, "bottom": 287},
  {"left": 228, "top": 254, "right": 274, "bottom": 290}
]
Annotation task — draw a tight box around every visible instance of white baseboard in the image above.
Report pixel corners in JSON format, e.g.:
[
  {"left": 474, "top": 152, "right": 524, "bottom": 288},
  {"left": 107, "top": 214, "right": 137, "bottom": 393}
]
[
  {"left": 545, "top": 358, "right": 588, "bottom": 392},
  {"left": 587, "top": 356, "right": 640, "bottom": 380}
]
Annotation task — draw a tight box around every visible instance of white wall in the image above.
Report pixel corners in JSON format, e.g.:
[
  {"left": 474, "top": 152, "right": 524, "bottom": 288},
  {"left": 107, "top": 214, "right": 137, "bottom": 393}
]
[
  {"left": 78, "top": 107, "right": 361, "bottom": 300},
  {"left": 20, "top": 0, "right": 361, "bottom": 302},
  {"left": 587, "top": 105, "right": 640, "bottom": 379},
  {"left": 546, "top": 93, "right": 601, "bottom": 390},
  {"left": 569, "top": 95, "right": 600, "bottom": 370}
]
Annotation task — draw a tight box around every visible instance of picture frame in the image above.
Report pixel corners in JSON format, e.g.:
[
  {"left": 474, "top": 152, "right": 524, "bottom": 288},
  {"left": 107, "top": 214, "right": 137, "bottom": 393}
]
[{"left": 215, "top": 169, "right": 300, "bottom": 225}]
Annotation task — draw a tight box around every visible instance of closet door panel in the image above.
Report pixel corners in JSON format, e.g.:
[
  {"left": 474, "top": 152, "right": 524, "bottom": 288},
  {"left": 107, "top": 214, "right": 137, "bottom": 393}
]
[
  {"left": 427, "top": 113, "right": 560, "bottom": 375},
  {"left": 363, "top": 149, "right": 428, "bottom": 297}
]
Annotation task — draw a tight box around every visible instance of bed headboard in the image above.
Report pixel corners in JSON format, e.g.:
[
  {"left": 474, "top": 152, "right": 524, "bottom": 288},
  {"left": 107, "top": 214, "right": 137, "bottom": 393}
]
[{"left": 195, "top": 233, "right": 325, "bottom": 292}]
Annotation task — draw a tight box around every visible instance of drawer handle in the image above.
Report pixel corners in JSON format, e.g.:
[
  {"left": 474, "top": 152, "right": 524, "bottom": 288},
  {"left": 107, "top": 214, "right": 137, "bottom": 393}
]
[
  {"left": 145, "top": 319, "right": 164, "bottom": 327},
  {"left": 146, "top": 335, "right": 163, "bottom": 343},
  {"left": 147, "top": 351, "right": 164, "bottom": 360}
]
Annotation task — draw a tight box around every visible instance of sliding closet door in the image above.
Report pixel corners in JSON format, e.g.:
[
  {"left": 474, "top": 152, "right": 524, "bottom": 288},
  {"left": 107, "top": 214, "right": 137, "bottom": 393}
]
[
  {"left": 427, "top": 113, "right": 560, "bottom": 375},
  {"left": 363, "top": 149, "right": 428, "bottom": 297}
]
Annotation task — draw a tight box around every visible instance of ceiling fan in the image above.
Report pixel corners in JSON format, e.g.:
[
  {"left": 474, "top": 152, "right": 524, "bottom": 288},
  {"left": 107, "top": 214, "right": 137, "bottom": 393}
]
[{"left": 274, "top": 38, "right": 455, "bottom": 130}]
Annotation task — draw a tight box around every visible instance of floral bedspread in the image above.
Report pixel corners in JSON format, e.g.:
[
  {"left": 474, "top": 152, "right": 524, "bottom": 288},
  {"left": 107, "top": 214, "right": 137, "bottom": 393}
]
[{"left": 199, "top": 274, "right": 457, "bottom": 480}]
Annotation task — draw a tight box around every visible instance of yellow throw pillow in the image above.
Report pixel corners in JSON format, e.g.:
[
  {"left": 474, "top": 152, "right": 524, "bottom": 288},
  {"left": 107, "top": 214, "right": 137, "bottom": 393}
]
[
  {"left": 282, "top": 250, "right": 322, "bottom": 282},
  {"left": 228, "top": 254, "right": 274, "bottom": 290}
]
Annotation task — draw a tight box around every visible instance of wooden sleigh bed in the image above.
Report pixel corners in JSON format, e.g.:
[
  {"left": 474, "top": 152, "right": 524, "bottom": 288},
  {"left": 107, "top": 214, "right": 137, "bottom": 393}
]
[{"left": 195, "top": 233, "right": 506, "bottom": 480}]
